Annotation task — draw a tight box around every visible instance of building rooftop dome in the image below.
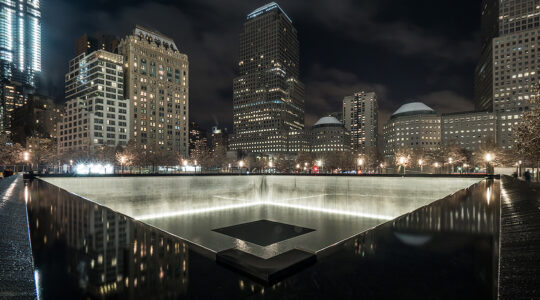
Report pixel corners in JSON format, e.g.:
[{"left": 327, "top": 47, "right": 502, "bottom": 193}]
[
  {"left": 313, "top": 116, "right": 343, "bottom": 128},
  {"left": 391, "top": 102, "right": 436, "bottom": 119}
]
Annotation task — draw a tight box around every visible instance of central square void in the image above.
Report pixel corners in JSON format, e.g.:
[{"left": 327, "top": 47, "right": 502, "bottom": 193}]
[{"left": 213, "top": 219, "right": 315, "bottom": 246}]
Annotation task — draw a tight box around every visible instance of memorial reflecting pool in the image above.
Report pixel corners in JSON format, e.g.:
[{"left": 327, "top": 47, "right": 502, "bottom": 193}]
[
  {"left": 40, "top": 176, "right": 480, "bottom": 258},
  {"left": 27, "top": 175, "right": 499, "bottom": 298}
]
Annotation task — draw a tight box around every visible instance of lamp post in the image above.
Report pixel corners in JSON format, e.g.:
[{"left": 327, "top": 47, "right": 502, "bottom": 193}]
[
  {"left": 434, "top": 162, "right": 440, "bottom": 174},
  {"left": 448, "top": 157, "right": 453, "bottom": 174},
  {"left": 399, "top": 156, "right": 406, "bottom": 175},
  {"left": 183, "top": 159, "right": 188, "bottom": 174},
  {"left": 357, "top": 158, "right": 364, "bottom": 174},
  {"left": 484, "top": 153, "right": 493, "bottom": 175},
  {"left": 418, "top": 159, "right": 423, "bottom": 173},
  {"left": 238, "top": 160, "right": 244, "bottom": 174},
  {"left": 379, "top": 163, "right": 385, "bottom": 174},
  {"left": 23, "top": 151, "right": 29, "bottom": 172},
  {"left": 518, "top": 160, "right": 522, "bottom": 177},
  {"left": 120, "top": 156, "right": 126, "bottom": 174},
  {"left": 317, "top": 160, "right": 323, "bottom": 174},
  {"left": 268, "top": 160, "right": 273, "bottom": 174}
]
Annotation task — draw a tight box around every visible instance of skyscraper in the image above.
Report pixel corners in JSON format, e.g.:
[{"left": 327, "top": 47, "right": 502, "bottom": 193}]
[
  {"left": 474, "top": 0, "right": 499, "bottom": 111},
  {"left": 118, "top": 25, "right": 189, "bottom": 157},
  {"left": 491, "top": 0, "right": 540, "bottom": 148},
  {"left": 230, "top": 2, "right": 305, "bottom": 153},
  {"left": 343, "top": 91, "right": 378, "bottom": 151},
  {"left": 0, "top": 0, "right": 41, "bottom": 87},
  {"left": 58, "top": 50, "right": 128, "bottom": 154}
]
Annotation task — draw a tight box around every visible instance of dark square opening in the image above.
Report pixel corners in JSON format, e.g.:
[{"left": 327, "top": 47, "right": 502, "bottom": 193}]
[{"left": 213, "top": 219, "right": 315, "bottom": 246}]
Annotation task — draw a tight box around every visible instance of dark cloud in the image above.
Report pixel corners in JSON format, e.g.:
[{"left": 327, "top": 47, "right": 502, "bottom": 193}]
[{"left": 41, "top": 0, "right": 480, "bottom": 130}]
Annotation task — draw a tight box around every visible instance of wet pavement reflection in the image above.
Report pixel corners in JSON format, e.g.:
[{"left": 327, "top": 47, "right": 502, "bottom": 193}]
[{"left": 27, "top": 178, "right": 499, "bottom": 299}]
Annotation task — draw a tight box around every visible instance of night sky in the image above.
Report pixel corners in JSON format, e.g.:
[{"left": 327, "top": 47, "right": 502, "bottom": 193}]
[{"left": 40, "top": 0, "right": 481, "bottom": 131}]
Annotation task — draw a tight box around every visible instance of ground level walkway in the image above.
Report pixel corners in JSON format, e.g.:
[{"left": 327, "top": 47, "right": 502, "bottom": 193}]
[
  {"left": 499, "top": 176, "right": 540, "bottom": 298},
  {"left": 0, "top": 175, "right": 36, "bottom": 298}
]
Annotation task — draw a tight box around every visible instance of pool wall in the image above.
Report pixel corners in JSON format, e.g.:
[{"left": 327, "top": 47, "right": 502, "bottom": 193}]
[{"left": 41, "top": 176, "right": 480, "bottom": 221}]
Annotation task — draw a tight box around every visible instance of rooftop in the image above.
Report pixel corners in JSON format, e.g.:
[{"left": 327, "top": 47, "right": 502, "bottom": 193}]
[
  {"left": 247, "top": 2, "right": 292, "bottom": 23},
  {"left": 391, "top": 102, "right": 436, "bottom": 119},
  {"left": 313, "top": 116, "right": 343, "bottom": 128},
  {"left": 133, "top": 25, "right": 178, "bottom": 51}
]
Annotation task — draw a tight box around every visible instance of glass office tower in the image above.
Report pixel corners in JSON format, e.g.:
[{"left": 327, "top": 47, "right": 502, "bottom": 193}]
[{"left": 0, "top": 0, "right": 41, "bottom": 88}]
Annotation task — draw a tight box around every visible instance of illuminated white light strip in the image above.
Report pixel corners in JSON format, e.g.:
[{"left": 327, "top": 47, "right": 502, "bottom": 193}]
[
  {"left": 135, "top": 201, "right": 263, "bottom": 221},
  {"left": 32, "top": 16, "right": 40, "bottom": 71},
  {"left": 6, "top": 8, "right": 13, "bottom": 62},
  {"left": 18, "top": 15, "right": 24, "bottom": 71},
  {"left": 135, "top": 201, "right": 394, "bottom": 221}
]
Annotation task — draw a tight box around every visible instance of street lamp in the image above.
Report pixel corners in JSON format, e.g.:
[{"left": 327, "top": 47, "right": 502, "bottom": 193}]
[
  {"left": 120, "top": 156, "right": 126, "bottom": 174},
  {"left": 448, "top": 157, "right": 453, "bottom": 174},
  {"left": 316, "top": 160, "right": 323, "bottom": 174},
  {"left": 379, "top": 163, "right": 385, "bottom": 174},
  {"left": 484, "top": 153, "right": 493, "bottom": 175},
  {"left": 357, "top": 158, "right": 364, "bottom": 174},
  {"left": 418, "top": 159, "right": 423, "bottom": 173},
  {"left": 238, "top": 160, "right": 244, "bottom": 174},
  {"left": 518, "top": 160, "right": 522, "bottom": 176},
  {"left": 399, "top": 156, "right": 406, "bottom": 175},
  {"left": 434, "top": 162, "right": 440, "bottom": 174},
  {"left": 23, "top": 151, "right": 29, "bottom": 172}
]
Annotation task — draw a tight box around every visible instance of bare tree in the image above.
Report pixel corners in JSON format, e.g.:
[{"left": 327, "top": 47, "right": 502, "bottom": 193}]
[{"left": 514, "top": 82, "right": 540, "bottom": 175}]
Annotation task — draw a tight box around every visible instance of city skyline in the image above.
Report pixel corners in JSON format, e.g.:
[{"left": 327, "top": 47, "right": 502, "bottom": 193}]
[{"left": 40, "top": 0, "right": 480, "bottom": 131}]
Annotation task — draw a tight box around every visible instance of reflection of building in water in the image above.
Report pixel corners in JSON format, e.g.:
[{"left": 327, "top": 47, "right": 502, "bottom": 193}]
[
  {"left": 29, "top": 182, "right": 189, "bottom": 298},
  {"left": 125, "top": 223, "right": 189, "bottom": 298},
  {"left": 391, "top": 186, "right": 497, "bottom": 234},
  {"left": 350, "top": 181, "right": 499, "bottom": 256}
]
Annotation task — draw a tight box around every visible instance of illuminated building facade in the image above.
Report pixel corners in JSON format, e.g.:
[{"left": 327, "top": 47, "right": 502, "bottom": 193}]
[
  {"left": 189, "top": 121, "right": 207, "bottom": 156},
  {"left": 58, "top": 50, "right": 128, "bottom": 154},
  {"left": 383, "top": 102, "right": 441, "bottom": 157},
  {"left": 310, "top": 116, "right": 351, "bottom": 153},
  {"left": 474, "top": 0, "right": 540, "bottom": 149},
  {"left": 0, "top": 80, "right": 29, "bottom": 134},
  {"left": 11, "top": 93, "right": 63, "bottom": 145},
  {"left": 441, "top": 111, "right": 497, "bottom": 153},
  {"left": 75, "top": 32, "right": 119, "bottom": 56},
  {"left": 118, "top": 25, "right": 189, "bottom": 157},
  {"left": 343, "top": 91, "right": 378, "bottom": 152},
  {"left": 493, "top": 27, "right": 540, "bottom": 149},
  {"left": 209, "top": 126, "right": 228, "bottom": 151},
  {"left": 474, "top": 0, "right": 499, "bottom": 111},
  {"left": 230, "top": 2, "right": 305, "bottom": 153},
  {"left": 0, "top": 0, "right": 41, "bottom": 88}
]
